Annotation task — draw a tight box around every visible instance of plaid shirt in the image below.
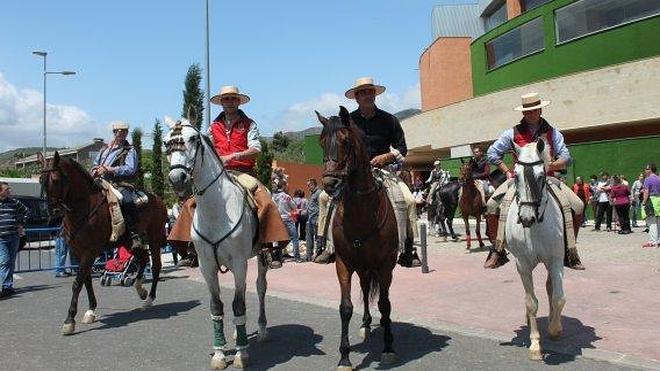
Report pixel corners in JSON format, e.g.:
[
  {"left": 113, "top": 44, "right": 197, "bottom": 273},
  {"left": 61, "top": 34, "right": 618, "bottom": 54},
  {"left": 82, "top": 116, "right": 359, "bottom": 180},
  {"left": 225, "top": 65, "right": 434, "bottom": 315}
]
[{"left": 0, "top": 197, "right": 29, "bottom": 237}]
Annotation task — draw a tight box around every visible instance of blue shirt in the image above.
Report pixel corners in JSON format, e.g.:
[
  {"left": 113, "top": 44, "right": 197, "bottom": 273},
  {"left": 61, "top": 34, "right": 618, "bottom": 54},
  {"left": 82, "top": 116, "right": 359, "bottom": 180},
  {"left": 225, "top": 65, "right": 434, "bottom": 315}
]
[
  {"left": 93, "top": 140, "right": 138, "bottom": 181},
  {"left": 0, "top": 197, "right": 29, "bottom": 237},
  {"left": 487, "top": 119, "right": 571, "bottom": 166}
]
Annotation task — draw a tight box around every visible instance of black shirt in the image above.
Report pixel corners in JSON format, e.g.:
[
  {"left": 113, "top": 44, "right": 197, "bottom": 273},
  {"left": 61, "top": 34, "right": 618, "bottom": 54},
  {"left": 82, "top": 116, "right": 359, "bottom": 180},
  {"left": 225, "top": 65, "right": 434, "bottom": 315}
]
[{"left": 350, "top": 107, "right": 407, "bottom": 161}]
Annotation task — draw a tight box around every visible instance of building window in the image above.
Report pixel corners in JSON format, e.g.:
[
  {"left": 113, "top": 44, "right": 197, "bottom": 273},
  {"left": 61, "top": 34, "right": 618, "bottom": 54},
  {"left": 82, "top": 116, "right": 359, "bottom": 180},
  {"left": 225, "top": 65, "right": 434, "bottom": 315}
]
[
  {"left": 484, "top": 1, "right": 508, "bottom": 31},
  {"left": 486, "top": 17, "right": 545, "bottom": 70},
  {"left": 522, "top": 0, "right": 552, "bottom": 12},
  {"left": 556, "top": 0, "right": 660, "bottom": 44}
]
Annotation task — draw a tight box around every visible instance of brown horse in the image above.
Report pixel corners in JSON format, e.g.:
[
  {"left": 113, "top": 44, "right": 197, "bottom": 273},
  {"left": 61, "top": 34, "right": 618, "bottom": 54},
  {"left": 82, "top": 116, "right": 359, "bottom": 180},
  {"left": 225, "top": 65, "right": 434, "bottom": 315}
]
[
  {"left": 459, "top": 161, "right": 488, "bottom": 250},
  {"left": 38, "top": 152, "right": 167, "bottom": 335},
  {"left": 316, "top": 107, "right": 399, "bottom": 370}
]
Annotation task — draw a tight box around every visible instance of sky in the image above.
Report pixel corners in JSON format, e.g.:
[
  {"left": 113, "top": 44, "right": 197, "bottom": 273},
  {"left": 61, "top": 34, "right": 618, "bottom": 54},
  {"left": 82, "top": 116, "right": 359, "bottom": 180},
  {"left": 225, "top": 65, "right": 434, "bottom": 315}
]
[{"left": 0, "top": 0, "right": 470, "bottom": 152}]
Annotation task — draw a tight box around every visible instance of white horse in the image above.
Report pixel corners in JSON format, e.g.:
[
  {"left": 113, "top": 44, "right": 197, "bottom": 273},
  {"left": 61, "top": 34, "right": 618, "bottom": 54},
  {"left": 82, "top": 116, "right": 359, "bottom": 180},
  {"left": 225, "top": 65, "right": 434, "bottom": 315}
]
[
  {"left": 506, "top": 139, "right": 566, "bottom": 361},
  {"left": 164, "top": 118, "right": 269, "bottom": 369}
]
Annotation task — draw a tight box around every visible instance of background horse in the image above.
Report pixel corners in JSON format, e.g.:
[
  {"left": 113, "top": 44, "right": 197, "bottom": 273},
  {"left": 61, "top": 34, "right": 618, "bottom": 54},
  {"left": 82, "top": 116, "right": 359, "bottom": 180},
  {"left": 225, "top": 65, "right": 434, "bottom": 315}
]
[
  {"left": 506, "top": 139, "right": 566, "bottom": 360},
  {"left": 39, "top": 152, "right": 167, "bottom": 335},
  {"left": 459, "top": 161, "right": 488, "bottom": 250},
  {"left": 429, "top": 181, "right": 460, "bottom": 241},
  {"left": 316, "top": 107, "right": 399, "bottom": 370},
  {"left": 165, "top": 118, "right": 268, "bottom": 369}
]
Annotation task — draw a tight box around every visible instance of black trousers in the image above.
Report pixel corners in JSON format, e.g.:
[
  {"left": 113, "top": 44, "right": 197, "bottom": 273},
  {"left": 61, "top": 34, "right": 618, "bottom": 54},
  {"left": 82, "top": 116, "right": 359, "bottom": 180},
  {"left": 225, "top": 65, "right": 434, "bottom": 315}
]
[
  {"left": 614, "top": 204, "right": 631, "bottom": 232},
  {"left": 595, "top": 201, "right": 613, "bottom": 230}
]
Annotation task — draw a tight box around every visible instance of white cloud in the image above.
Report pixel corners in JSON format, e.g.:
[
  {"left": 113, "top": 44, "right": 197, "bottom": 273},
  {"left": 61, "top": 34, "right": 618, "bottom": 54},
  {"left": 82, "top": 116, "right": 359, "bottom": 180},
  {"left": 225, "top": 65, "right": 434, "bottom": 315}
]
[
  {"left": 0, "top": 72, "right": 102, "bottom": 153},
  {"left": 265, "top": 83, "right": 421, "bottom": 134}
]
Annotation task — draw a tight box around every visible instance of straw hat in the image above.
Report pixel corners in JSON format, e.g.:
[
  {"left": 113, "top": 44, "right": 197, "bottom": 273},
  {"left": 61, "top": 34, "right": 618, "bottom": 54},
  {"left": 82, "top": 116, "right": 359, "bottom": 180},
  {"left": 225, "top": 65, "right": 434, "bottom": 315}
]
[
  {"left": 513, "top": 92, "right": 550, "bottom": 112},
  {"left": 112, "top": 122, "right": 129, "bottom": 130},
  {"left": 344, "top": 77, "right": 386, "bottom": 99},
  {"left": 210, "top": 86, "right": 250, "bottom": 105}
]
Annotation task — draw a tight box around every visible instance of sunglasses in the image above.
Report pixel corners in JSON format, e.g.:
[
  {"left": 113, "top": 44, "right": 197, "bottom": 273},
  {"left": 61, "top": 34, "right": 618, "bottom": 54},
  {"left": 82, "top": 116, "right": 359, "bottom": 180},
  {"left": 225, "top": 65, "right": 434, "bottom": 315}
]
[{"left": 113, "top": 129, "right": 128, "bottom": 134}]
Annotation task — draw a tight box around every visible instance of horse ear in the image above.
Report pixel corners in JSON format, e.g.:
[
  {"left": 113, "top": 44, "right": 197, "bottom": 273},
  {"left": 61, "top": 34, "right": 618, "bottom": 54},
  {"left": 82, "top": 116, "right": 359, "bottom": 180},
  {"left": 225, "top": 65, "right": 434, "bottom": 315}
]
[
  {"left": 164, "top": 116, "right": 177, "bottom": 129},
  {"left": 536, "top": 139, "right": 545, "bottom": 155},
  {"left": 339, "top": 106, "right": 350, "bottom": 127},
  {"left": 315, "top": 111, "right": 330, "bottom": 127},
  {"left": 37, "top": 152, "right": 46, "bottom": 167},
  {"left": 53, "top": 151, "right": 60, "bottom": 167}
]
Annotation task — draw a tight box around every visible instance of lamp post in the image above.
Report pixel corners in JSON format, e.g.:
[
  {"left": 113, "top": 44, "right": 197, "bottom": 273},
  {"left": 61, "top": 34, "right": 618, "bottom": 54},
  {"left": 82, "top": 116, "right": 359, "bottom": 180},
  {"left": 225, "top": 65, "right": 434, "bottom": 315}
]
[
  {"left": 32, "top": 50, "right": 76, "bottom": 157},
  {"left": 204, "top": 0, "right": 211, "bottom": 128}
]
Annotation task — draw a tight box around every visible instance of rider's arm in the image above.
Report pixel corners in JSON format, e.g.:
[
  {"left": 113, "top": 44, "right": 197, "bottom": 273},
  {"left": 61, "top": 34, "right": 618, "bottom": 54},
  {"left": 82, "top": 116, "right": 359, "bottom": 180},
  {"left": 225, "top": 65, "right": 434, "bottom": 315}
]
[
  {"left": 548, "top": 129, "right": 572, "bottom": 172},
  {"left": 110, "top": 148, "right": 137, "bottom": 177},
  {"left": 487, "top": 129, "right": 514, "bottom": 176},
  {"left": 389, "top": 116, "right": 407, "bottom": 163},
  {"left": 234, "top": 121, "right": 262, "bottom": 160},
  {"left": 425, "top": 171, "right": 434, "bottom": 184}
]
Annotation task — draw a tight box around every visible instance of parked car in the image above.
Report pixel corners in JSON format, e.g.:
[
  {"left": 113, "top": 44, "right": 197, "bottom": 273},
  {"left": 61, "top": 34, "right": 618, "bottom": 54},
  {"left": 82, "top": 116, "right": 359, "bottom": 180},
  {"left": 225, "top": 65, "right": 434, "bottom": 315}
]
[{"left": 14, "top": 196, "right": 61, "bottom": 243}]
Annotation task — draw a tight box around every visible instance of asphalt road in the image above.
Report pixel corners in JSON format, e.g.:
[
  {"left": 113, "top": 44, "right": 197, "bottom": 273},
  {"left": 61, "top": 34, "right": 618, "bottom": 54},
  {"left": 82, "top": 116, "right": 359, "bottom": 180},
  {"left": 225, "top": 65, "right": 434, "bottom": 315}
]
[{"left": 1, "top": 269, "right": 640, "bottom": 371}]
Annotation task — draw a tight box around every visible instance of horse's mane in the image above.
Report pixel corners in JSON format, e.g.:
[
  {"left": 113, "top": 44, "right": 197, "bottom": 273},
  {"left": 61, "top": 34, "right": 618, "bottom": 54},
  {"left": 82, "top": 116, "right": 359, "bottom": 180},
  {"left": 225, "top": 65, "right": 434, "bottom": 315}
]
[{"left": 62, "top": 158, "right": 101, "bottom": 192}]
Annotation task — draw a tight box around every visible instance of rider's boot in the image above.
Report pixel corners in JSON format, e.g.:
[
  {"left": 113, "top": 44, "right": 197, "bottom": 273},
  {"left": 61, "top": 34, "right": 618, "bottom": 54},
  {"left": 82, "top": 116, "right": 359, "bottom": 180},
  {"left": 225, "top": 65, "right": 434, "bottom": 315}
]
[
  {"left": 269, "top": 242, "right": 285, "bottom": 269},
  {"left": 565, "top": 213, "right": 585, "bottom": 270},
  {"left": 485, "top": 213, "right": 498, "bottom": 245},
  {"left": 397, "top": 237, "right": 420, "bottom": 268},
  {"left": 124, "top": 208, "right": 143, "bottom": 251},
  {"left": 314, "top": 249, "right": 335, "bottom": 264},
  {"left": 484, "top": 213, "right": 509, "bottom": 269}
]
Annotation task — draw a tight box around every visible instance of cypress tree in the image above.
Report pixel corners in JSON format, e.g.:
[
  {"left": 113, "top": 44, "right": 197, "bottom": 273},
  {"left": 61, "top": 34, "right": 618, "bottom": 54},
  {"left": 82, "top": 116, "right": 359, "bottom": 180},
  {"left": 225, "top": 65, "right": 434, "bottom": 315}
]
[
  {"left": 182, "top": 63, "right": 205, "bottom": 130},
  {"left": 131, "top": 127, "right": 144, "bottom": 189},
  {"left": 151, "top": 119, "right": 165, "bottom": 198}
]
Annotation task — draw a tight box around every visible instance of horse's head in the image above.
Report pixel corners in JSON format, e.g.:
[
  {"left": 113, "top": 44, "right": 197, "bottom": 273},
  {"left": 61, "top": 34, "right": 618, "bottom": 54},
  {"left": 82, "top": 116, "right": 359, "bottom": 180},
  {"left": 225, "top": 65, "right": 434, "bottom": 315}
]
[
  {"left": 458, "top": 159, "right": 472, "bottom": 183},
  {"left": 163, "top": 117, "right": 197, "bottom": 197},
  {"left": 316, "top": 106, "right": 364, "bottom": 198},
  {"left": 38, "top": 151, "right": 68, "bottom": 218},
  {"left": 513, "top": 139, "right": 551, "bottom": 228}
]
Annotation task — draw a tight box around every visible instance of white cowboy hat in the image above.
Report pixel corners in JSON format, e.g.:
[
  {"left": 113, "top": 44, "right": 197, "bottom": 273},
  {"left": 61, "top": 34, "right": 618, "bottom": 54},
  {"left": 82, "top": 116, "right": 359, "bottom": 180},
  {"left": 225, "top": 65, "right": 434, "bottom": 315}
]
[
  {"left": 433, "top": 160, "right": 441, "bottom": 166},
  {"left": 111, "top": 121, "right": 129, "bottom": 130},
  {"left": 344, "top": 77, "right": 386, "bottom": 99},
  {"left": 210, "top": 86, "right": 250, "bottom": 106},
  {"left": 513, "top": 92, "right": 550, "bottom": 112}
]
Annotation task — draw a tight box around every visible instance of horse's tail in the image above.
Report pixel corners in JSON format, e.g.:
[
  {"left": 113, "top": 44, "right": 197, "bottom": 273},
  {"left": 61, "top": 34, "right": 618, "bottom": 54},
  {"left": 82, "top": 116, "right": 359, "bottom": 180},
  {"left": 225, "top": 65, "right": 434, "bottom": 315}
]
[{"left": 364, "top": 269, "right": 380, "bottom": 304}]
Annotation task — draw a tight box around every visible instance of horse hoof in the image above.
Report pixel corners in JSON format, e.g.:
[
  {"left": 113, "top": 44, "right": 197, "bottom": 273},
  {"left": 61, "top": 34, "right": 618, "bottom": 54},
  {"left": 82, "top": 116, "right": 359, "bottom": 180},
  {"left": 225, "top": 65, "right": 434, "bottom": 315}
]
[
  {"left": 529, "top": 350, "right": 543, "bottom": 361},
  {"left": 337, "top": 366, "right": 353, "bottom": 371},
  {"left": 141, "top": 297, "right": 153, "bottom": 310},
  {"left": 61, "top": 323, "right": 75, "bottom": 335},
  {"left": 81, "top": 310, "right": 96, "bottom": 324},
  {"left": 380, "top": 352, "right": 398, "bottom": 364},
  {"left": 359, "top": 327, "right": 370, "bottom": 342},
  {"left": 257, "top": 332, "right": 270, "bottom": 343},
  {"left": 233, "top": 354, "right": 248, "bottom": 369},
  {"left": 548, "top": 331, "right": 562, "bottom": 341},
  {"left": 443, "top": 236, "right": 448, "bottom": 242},
  {"left": 136, "top": 288, "right": 148, "bottom": 301},
  {"left": 210, "top": 354, "right": 228, "bottom": 370}
]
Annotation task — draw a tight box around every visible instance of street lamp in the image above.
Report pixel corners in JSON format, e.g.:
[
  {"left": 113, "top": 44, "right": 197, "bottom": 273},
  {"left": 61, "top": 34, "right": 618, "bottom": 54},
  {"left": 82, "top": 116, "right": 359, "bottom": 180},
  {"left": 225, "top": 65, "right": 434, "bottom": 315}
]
[
  {"left": 204, "top": 0, "right": 211, "bottom": 128},
  {"left": 32, "top": 50, "right": 76, "bottom": 158}
]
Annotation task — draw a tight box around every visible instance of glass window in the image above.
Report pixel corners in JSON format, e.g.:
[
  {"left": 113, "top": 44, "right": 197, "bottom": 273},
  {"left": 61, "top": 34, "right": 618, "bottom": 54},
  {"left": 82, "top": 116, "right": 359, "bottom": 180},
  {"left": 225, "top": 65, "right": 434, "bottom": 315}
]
[
  {"left": 522, "top": 0, "right": 552, "bottom": 12},
  {"left": 486, "top": 17, "right": 545, "bottom": 70},
  {"left": 556, "top": 0, "right": 660, "bottom": 44},
  {"left": 484, "top": 2, "right": 508, "bottom": 31}
]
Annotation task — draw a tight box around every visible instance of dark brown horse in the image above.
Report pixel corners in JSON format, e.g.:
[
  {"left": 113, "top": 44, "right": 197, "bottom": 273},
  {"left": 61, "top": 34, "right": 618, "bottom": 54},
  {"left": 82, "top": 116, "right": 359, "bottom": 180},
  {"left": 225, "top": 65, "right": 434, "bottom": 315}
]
[
  {"left": 316, "top": 107, "right": 399, "bottom": 370},
  {"left": 38, "top": 152, "right": 167, "bottom": 335},
  {"left": 459, "top": 161, "right": 488, "bottom": 250}
]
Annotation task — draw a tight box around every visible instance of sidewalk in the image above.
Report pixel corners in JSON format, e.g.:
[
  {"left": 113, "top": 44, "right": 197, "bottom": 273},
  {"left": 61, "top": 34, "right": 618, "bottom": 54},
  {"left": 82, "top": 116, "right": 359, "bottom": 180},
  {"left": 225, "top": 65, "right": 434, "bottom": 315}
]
[{"left": 175, "top": 227, "right": 660, "bottom": 369}]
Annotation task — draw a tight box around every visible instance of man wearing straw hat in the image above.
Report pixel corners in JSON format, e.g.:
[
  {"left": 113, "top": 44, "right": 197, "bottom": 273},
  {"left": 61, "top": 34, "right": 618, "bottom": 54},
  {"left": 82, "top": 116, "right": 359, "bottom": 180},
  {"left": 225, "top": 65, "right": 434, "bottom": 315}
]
[
  {"left": 483, "top": 92, "right": 585, "bottom": 270},
  {"left": 314, "top": 77, "right": 420, "bottom": 268},
  {"left": 167, "top": 86, "right": 290, "bottom": 269}
]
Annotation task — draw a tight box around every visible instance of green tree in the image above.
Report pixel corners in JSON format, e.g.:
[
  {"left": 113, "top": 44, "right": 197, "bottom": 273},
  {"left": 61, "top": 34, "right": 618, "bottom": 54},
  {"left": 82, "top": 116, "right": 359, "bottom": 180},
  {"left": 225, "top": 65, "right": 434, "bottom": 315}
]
[
  {"left": 272, "top": 131, "right": 290, "bottom": 153},
  {"left": 151, "top": 119, "right": 165, "bottom": 198},
  {"left": 182, "top": 63, "right": 204, "bottom": 130},
  {"left": 256, "top": 139, "right": 274, "bottom": 189},
  {"left": 131, "top": 128, "right": 145, "bottom": 189}
]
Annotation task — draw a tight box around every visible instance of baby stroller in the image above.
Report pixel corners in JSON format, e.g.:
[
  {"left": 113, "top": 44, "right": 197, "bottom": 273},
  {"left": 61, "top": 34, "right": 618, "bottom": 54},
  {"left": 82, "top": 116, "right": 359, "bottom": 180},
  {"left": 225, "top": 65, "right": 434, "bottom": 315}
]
[{"left": 100, "top": 245, "right": 140, "bottom": 287}]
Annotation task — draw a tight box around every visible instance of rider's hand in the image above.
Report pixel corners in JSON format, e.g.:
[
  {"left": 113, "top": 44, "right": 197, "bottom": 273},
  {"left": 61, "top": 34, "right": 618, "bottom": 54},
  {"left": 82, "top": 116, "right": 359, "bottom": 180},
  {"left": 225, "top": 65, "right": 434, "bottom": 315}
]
[
  {"left": 220, "top": 154, "right": 235, "bottom": 164},
  {"left": 370, "top": 153, "right": 393, "bottom": 168},
  {"left": 505, "top": 170, "right": 515, "bottom": 179}
]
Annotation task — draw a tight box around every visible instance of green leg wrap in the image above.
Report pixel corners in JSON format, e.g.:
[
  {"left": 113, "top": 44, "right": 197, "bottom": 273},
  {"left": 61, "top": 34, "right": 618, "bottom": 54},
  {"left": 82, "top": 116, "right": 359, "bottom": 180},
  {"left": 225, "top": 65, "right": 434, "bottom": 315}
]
[
  {"left": 212, "top": 317, "right": 227, "bottom": 349},
  {"left": 236, "top": 324, "right": 248, "bottom": 348}
]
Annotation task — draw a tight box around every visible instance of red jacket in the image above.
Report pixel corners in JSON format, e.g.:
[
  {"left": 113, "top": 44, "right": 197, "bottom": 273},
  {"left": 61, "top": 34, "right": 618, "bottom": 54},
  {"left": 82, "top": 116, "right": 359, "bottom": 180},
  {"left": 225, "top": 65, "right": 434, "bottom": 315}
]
[
  {"left": 512, "top": 121, "right": 555, "bottom": 161},
  {"left": 572, "top": 183, "right": 591, "bottom": 202},
  {"left": 210, "top": 111, "right": 256, "bottom": 170}
]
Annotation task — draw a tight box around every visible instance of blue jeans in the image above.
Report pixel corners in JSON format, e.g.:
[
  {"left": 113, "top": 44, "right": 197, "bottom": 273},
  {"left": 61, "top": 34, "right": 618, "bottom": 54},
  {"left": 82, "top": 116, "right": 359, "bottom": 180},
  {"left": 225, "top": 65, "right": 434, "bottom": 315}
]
[
  {"left": 306, "top": 219, "right": 318, "bottom": 260},
  {"left": 283, "top": 218, "right": 300, "bottom": 259},
  {"left": 55, "top": 236, "right": 79, "bottom": 274},
  {"left": 0, "top": 234, "right": 20, "bottom": 290}
]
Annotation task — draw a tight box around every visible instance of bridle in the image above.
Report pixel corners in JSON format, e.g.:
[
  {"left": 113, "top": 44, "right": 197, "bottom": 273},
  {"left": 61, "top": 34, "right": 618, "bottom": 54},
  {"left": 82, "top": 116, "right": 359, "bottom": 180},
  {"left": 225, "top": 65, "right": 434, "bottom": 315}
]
[
  {"left": 322, "top": 129, "right": 379, "bottom": 198},
  {"left": 165, "top": 123, "right": 225, "bottom": 196},
  {"left": 40, "top": 167, "right": 71, "bottom": 215},
  {"left": 515, "top": 159, "right": 548, "bottom": 224}
]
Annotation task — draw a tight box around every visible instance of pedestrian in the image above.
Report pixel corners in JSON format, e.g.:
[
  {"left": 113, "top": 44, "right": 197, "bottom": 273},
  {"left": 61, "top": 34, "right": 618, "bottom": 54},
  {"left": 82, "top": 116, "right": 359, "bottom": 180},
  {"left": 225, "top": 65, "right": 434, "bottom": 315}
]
[
  {"left": 272, "top": 182, "right": 301, "bottom": 262},
  {"left": 641, "top": 163, "right": 660, "bottom": 248},
  {"left": 292, "top": 189, "right": 308, "bottom": 243},
  {"left": 588, "top": 174, "right": 599, "bottom": 224},
  {"left": 305, "top": 178, "right": 322, "bottom": 262},
  {"left": 0, "top": 181, "right": 29, "bottom": 299},
  {"left": 631, "top": 172, "right": 645, "bottom": 228},
  {"left": 54, "top": 228, "right": 80, "bottom": 277},
  {"left": 572, "top": 176, "right": 591, "bottom": 227},
  {"left": 593, "top": 172, "right": 613, "bottom": 232},
  {"left": 609, "top": 175, "right": 632, "bottom": 234}
]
